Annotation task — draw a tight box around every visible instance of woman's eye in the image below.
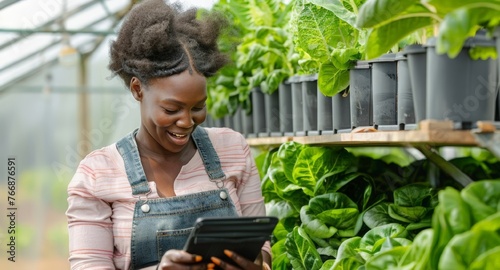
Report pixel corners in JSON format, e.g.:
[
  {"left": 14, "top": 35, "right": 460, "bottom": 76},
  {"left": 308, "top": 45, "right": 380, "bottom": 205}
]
[
  {"left": 192, "top": 104, "right": 206, "bottom": 112},
  {"left": 163, "top": 108, "right": 177, "bottom": 114}
]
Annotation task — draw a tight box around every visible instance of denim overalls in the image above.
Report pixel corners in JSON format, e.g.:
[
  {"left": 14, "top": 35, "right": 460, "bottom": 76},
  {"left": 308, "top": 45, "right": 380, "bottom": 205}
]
[{"left": 116, "top": 127, "right": 238, "bottom": 269}]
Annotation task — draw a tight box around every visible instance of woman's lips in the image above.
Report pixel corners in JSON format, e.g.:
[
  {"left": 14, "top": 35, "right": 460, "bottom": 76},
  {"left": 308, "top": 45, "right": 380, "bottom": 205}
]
[{"left": 167, "top": 131, "right": 190, "bottom": 145}]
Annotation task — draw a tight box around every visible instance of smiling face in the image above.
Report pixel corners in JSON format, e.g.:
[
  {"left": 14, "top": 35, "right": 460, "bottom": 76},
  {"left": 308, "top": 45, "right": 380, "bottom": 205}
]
[{"left": 131, "top": 70, "right": 207, "bottom": 155}]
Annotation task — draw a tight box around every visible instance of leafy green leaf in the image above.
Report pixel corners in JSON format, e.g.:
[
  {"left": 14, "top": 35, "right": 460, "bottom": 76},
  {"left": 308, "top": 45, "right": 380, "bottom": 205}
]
[
  {"left": 318, "top": 62, "right": 350, "bottom": 96},
  {"left": 357, "top": 0, "right": 419, "bottom": 28},
  {"left": 436, "top": 6, "right": 500, "bottom": 58},
  {"left": 364, "top": 203, "right": 400, "bottom": 229},
  {"left": 380, "top": 237, "right": 412, "bottom": 252},
  {"left": 470, "top": 246, "right": 500, "bottom": 270},
  {"left": 309, "top": 0, "right": 365, "bottom": 28},
  {"left": 364, "top": 246, "right": 409, "bottom": 270},
  {"left": 398, "top": 228, "right": 433, "bottom": 270},
  {"left": 405, "top": 217, "right": 431, "bottom": 231},
  {"left": 301, "top": 193, "right": 359, "bottom": 238},
  {"left": 360, "top": 223, "right": 408, "bottom": 253},
  {"left": 430, "top": 187, "right": 471, "bottom": 269},
  {"left": 293, "top": 147, "right": 353, "bottom": 196},
  {"left": 265, "top": 150, "right": 310, "bottom": 212},
  {"left": 317, "top": 208, "right": 360, "bottom": 230},
  {"left": 331, "top": 48, "right": 362, "bottom": 70},
  {"left": 346, "top": 147, "right": 416, "bottom": 167},
  {"left": 335, "top": 236, "right": 363, "bottom": 263},
  {"left": 439, "top": 229, "right": 500, "bottom": 270},
  {"left": 271, "top": 238, "right": 291, "bottom": 269},
  {"left": 393, "top": 183, "right": 435, "bottom": 207},
  {"left": 461, "top": 180, "right": 500, "bottom": 223},
  {"left": 388, "top": 205, "right": 429, "bottom": 223},
  {"left": 266, "top": 200, "right": 298, "bottom": 220},
  {"left": 295, "top": 3, "right": 343, "bottom": 63},
  {"left": 471, "top": 211, "right": 500, "bottom": 233},
  {"left": 285, "top": 226, "right": 324, "bottom": 270},
  {"left": 365, "top": 16, "right": 434, "bottom": 59},
  {"left": 331, "top": 257, "right": 365, "bottom": 270},
  {"left": 277, "top": 141, "right": 306, "bottom": 182}
]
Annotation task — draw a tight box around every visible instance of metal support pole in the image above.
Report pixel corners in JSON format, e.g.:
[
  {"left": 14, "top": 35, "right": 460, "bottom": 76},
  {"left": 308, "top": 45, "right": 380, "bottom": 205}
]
[
  {"left": 78, "top": 55, "right": 90, "bottom": 159},
  {"left": 414, "top": 144, "right": 473, "bottom": 187}
]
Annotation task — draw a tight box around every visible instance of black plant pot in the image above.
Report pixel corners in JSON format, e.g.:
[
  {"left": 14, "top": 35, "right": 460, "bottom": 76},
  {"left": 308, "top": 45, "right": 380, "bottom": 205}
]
[
  {"left": 251, "top": 87, "right": 267, "bottom": 136},
  {"left": 302, "top": 74, "right": 318, "bottom": 136},
  {"left": 265, "top": 89, "right": 282, "bottom": 137},
  {"left": 241, "top": 107, "right": 254, "bottom": 138},
  {"left": 403, "top": 44, "right": 427, "bottom": 124},
  {"left": 203, "top": 114, "right": 214, "bottom": 128},
  {"left": 232, "top": 108, "right": 243, "bottom": 134},
  {"left": 332, "top": 89, "right": 351, "bottom": 133},
  {"left": 349, "top": 60, "right": 373, "bottom": 129},
  {"left": 494, "top": 27, "right": 500, "bottom": 121},
  {"left": 370, "top": 53, "right": 398, "bottom": 130},
  {"left": 496, "top": 93, "right": 500, "bottom": 122},
  {"left": 425, "top": 35, "right": 498, "bottom": 128},
  {"left": 224, "top": 114, "right": 234, "bottom": 130},
  {"left": 317, "top": 91, "right": 334, "bottom": 135},
  {"left": 212, "top": 116, "right": 224, "bottom": 127},
  {"left": 290, "top": 75, "right": 304, "bottom": 136},
  {"left": 396, "top": 52, "right": 416, "bottom": 130},
  {"left": 279, "top": 81, "right": 294, "bottom": 136}
]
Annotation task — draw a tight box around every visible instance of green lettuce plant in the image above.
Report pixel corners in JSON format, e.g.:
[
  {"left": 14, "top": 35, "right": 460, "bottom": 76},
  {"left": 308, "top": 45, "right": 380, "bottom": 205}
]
[
  {"left": 397, "top": 180, "right": 500, "bottom": 270},
  {"left": 290, "top": 0, "right": 368, "bottom": 97},
  {"left": 356, "top": 0, "right": 500, "bottom": 59},
  {"left": 260, "top": 140, "right": 500, "bottom": 269},
  {"left": 363, "top": 183, "right": 438, "bottom": 233},
  {"left": 204, "top": 0, "right": 248, "bottom": 119},
  {"left": 232, "top": 0, "right": 298, "bottom": 97},
  {"left": 206, "top": 0, "right": 298, "bottom": 119},
  {"left": 323, "top": 223, "right": 412, "bottom": 269},
  {"left": 428, "top": 0, "right": 500, "bottom": 58}
]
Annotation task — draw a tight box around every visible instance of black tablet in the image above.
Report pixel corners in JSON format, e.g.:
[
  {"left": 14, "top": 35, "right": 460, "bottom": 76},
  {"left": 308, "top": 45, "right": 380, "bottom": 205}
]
[{"left": 183, "top": 216, "right": 278, "bottom": 264}]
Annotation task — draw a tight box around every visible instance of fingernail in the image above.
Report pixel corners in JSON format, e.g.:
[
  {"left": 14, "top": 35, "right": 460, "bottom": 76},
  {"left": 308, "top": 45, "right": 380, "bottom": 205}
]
[
  {"left": 194, "top": 255, "right": 202, "bottom": 262},
  {"left": 223, "top": 250, "right": 233, "bottom": 257},
  {"left": 207, "top": 263, "right": 215, "bottom": 270},
  {"left": 211, "top": 257, "right": 221, "bottom": 266}
]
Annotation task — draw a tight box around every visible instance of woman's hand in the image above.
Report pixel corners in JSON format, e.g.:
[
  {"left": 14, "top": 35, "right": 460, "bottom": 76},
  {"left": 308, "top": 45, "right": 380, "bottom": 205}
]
[
  {"left": 208, "top": 250, "right": 269, "bottom": 270},
  {"left": 157, "top": 249, "right": 206, "bottom": 270}
]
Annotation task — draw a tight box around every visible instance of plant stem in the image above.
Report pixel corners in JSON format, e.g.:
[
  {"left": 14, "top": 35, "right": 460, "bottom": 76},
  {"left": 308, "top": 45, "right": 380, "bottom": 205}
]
[{"left": 349, "top": 0, "right": 358, "bottom": 14}]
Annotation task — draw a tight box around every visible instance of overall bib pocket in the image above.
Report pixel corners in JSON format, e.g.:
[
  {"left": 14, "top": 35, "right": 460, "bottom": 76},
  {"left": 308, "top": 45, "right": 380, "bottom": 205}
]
[{"left": 157, "top": 227, "right": 194, "bottom": 260}]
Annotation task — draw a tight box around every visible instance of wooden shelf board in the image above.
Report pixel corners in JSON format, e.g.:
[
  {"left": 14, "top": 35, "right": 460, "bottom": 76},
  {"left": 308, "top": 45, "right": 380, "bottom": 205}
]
[
  {"left": 246, "top": 130, "right": 484, "bottom": 147},
  {"left": 245, "top": 136, "right": 294, "bottom": 147}
]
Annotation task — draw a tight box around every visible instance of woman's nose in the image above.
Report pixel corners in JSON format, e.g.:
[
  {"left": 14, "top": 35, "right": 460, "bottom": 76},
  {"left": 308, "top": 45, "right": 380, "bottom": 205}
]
[{"left": 176, "top": 111, "right": 194, "bottom": 128}]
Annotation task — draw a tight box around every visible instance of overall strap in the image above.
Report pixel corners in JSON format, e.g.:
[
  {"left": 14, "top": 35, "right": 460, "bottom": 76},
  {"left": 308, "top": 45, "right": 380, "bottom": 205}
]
[
  {"left": 116, "top": 129, "right": 151, "bottom": 196},
  {"left": 191, "top": 127, "right": 225, "bottom": 180}
]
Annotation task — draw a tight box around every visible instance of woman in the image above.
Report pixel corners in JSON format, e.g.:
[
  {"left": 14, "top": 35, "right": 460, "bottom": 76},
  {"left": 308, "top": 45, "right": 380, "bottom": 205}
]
[{"left": 65, "top": 0, "right": 271, "bottom": 269}]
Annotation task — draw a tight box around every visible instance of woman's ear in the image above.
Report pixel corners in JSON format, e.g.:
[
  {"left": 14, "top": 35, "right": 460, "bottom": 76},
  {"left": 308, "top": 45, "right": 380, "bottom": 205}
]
[{"left": 130, "top": 77, "right": 143, "bottom": 101}]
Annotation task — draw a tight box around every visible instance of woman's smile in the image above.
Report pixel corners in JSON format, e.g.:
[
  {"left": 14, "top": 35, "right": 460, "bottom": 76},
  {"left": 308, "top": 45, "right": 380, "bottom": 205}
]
[{"left": 166, "top": 130, "right": 190, "bottom": 146}]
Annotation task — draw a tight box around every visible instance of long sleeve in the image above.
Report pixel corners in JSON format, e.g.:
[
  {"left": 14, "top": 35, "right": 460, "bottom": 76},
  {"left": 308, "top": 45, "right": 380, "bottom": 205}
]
[
  {"left": 236, "top": 133, "right": 267, "bottom": 217},
  {"left": 66, "top": 155, "right": 115, "bottom": 270}
]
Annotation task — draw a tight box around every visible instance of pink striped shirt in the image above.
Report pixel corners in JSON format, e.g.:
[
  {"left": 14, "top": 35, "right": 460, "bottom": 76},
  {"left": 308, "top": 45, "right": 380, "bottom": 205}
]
[{"left": 66, "top": 128, "right": 269, "bottom": 270}]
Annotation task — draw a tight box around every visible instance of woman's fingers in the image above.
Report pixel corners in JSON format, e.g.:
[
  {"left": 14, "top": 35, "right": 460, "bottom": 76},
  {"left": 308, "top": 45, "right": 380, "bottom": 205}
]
[
  {"left": 209, "top": 250, "right": 259, "bottom": 270},
  {"left": 158, "top": 250, "right": 205, "bottom": 270},
  {"left": 164, "top": 250, "right": 202, "bottom": 263},
  {"left": 224, "top": 250, "right": 250, "bottom": 269}
]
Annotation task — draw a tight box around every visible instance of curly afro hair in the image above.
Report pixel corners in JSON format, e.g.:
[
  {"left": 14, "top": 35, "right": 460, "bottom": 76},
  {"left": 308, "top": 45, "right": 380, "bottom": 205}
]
[{"left": 108, "top": 0, "right": 229, "bottom": 87}]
